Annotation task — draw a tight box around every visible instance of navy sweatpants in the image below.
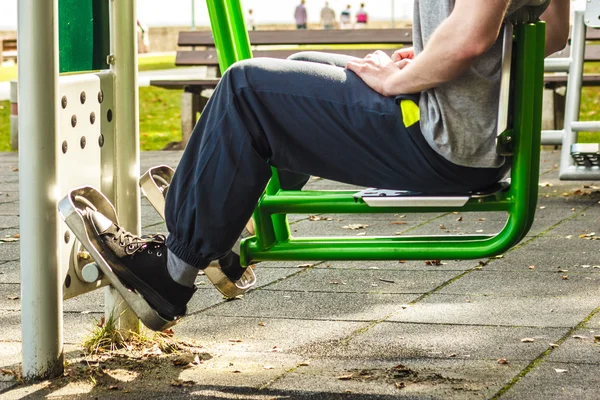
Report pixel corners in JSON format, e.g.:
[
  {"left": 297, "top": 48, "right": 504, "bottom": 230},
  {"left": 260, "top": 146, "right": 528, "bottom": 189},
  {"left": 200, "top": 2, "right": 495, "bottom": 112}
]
[{"left": 165, "top": 52, "right": 506, "bottom": 269}]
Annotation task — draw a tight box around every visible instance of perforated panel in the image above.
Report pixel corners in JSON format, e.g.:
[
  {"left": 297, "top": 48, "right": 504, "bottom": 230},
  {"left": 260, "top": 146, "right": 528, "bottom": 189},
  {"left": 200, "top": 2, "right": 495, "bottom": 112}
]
[{"left": 58, "top": 72, "right": 115, "bottom": 300}]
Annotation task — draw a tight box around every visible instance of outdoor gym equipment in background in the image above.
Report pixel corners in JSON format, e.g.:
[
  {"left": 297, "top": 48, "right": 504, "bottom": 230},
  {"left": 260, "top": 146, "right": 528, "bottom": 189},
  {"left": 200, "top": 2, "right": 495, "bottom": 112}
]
[
  {"left": 542, "top": 2, "right": 600, "bottom": 179},
  {"left": 18, "top": 0, "right": 548, "bottom": 382}
]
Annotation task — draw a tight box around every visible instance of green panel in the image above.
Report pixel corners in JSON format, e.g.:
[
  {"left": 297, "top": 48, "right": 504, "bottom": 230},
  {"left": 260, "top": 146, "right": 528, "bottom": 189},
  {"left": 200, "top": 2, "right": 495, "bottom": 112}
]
[{"left": 59, "top": 0, "right": 110, "bottom": 73}]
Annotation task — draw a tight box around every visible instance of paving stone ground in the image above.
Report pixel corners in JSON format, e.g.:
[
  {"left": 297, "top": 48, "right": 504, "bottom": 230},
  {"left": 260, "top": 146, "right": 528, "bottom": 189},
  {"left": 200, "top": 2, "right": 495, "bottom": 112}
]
[{"left": 0, "top": 150, "right": 599, "bottom": 399}]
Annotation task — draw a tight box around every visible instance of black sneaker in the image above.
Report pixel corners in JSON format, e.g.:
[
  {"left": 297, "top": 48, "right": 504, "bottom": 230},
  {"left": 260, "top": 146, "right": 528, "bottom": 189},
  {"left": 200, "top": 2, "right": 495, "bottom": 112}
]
[{"left": 88, "top": 211, "right": 196, "bottom": 320}]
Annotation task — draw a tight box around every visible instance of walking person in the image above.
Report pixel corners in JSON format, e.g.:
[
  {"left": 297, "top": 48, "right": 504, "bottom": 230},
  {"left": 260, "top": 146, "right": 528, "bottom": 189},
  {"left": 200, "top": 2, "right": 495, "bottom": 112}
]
[
  {"left": 340, "top": 4, "right": 353, "bottom": 29},
  {"left": 247, "top": 8, "right": 256, "bottom": 31},
  {"left": 87, "top": 0, "right": 570, "bottom": 325},
  {"left": 320, "top": 2, "right": 336, "bottom": 30},
  {"left": 295, "top": 0, "right": 308, "bottom": 29},
  {"left": 355, "top": 3, "right": 368, "bottom": 29}
]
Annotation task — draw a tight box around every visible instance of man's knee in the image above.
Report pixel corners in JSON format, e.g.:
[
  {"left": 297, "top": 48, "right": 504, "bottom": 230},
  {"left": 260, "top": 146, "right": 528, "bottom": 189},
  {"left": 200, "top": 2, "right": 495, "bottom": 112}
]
[{"left": 287, "top": 51, "right": 320, "bottom": 62}]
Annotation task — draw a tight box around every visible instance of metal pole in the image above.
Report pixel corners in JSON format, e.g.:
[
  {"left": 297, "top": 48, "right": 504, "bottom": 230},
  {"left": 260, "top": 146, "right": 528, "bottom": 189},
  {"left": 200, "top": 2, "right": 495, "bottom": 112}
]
[
  {"left": 106, "top": 0, "right": 141, "bottom": 333},
  {"left": 559, "top": 11, "right": 585, "bottom": 178},
  {"left": 19, "top": 0, "right": 64, "bottom": 380}
]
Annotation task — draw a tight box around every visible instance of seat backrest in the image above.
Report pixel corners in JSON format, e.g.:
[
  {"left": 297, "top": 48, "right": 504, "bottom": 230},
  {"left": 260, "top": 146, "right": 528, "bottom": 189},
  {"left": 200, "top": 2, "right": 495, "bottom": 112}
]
[{"left": 507, "top": 0, "right": 551, "bottom": 24}]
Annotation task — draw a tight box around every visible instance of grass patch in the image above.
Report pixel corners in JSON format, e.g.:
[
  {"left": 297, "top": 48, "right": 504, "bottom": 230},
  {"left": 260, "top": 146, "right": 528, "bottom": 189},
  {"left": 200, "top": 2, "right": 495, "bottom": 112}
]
[
  {"left": 0, "top": 64, "right": 17, "bottom": 82},
  {"left": 0, "top": 54, "right": 176, "bottom": 83},
  {"left": 139, "top": 86, "right": 181, "bottom": 150},
  {"left": 0, "top": 101, "right": 11, "bottom": 151},
  {"left": 138, "top": 54, "right": 176, "bottom": 72}
]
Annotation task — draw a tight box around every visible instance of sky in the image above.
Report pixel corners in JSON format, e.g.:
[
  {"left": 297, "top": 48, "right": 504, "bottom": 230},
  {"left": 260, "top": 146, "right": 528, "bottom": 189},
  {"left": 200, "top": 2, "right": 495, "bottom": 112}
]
[
  {"left": 0, "top": 0, "right": 416, "bottom": 30},
  {"left": 0, "top": 0, "right": 589, "bottom": 30}
]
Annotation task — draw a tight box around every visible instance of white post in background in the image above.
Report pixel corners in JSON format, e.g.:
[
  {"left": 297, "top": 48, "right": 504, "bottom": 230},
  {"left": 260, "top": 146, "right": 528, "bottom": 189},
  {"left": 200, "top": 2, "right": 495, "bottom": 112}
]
[
  {"left": 106, "top": 0, "right": 141, "bottom": 332},
  {"left": 391, "top": 0, "right": 395, "bottom": 28},
  {"left": 18, "top": 0, "right": 64, "bottom": 379},
  {"left": 192, "top": 0, "right": 197, "bottom": 31}
]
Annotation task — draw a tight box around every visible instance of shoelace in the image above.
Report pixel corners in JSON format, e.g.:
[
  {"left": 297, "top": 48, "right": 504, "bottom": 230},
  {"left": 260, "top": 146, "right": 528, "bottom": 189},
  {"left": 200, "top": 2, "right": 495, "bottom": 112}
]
[{"left": 111, "top": 227, "right": 166, "bottom": 256}]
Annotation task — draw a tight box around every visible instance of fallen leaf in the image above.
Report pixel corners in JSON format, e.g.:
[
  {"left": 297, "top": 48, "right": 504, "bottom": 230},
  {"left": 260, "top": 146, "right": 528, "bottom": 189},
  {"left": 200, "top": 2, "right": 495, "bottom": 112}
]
[
  {"left": 425, "top": 260, "right": 443, "bottom": 266},
  {"left": 562, "top": 275, "right": 569, "bottom": 280},
  {"left": 521, "top": 338, "right": 535, "bottom": 343},
  {"left": 554, "top": 369, "right": 568, "bottom": 373},
  {"left": 594, "top": 336, "right": 600, "bottom": 343},
  {"left": 258, "top": 322, "right": 266, "bottom": 327},
  {"left": 342, "top": 224, "right": 368, "bottom": 230},
  {"left": 0, "top": 238, "right": 19, "bottom": 243},
  {"left": 107, "top": 385, "right": 120, "bottom": 391},
  {"left": 528, "top": 265, "right": 535, "bottom": 270},
  {"left": 264, "top": 365, "right": 274, "bottom": 370},
  {"left": 228, "top": 338, "right": 243, "bottom": 343},
  {"left": 539, "top": 206, "right": 546, "bottom": 210},
  {"left": 297, "top": 263, "right": 313, "bottom": 268},
  {"left": 572, "top": 335, "right": 587, "bottom": 340},
  {"left": 1, "top": 369, "right": 14, "bottom": 375},
  {"left": 549, "top": 343, "right": 560, "bottom": 348},
  {"left": 330, "top": 281, "right": 339, "bottom": 285},
  {"left": 379, "top": 278, "right": 396, "bottom": 284},
  {"left": 173, "top": 353, "right": 195, "bottom": 366},
  {"left": 299, "top": 361, "right": 310, "bottom": 366},
  {"left": 232, "top": 370, "right": 243, "bottom": 373},
  {"left": 478, "top": 218, "right": 487, "bottom": 221},
  {"left": 498, "top": 358, "right": 509, "bottom": 365},
  {"left": 7, "top": 296, "right": 19, "bottom": 300},
  {"left": 337, "top": 374, "right": 353, "bottom": 380},
  {"left": 456, "top": 217, "right": 463, "bottom": 222},
  {"left": 439, "top": 224, "right": 447, "bottom": 230},
  {"left": 476, "top": 229, "right": 484, "bottom": 233},
  {"left": 448, "top": 353, "right": 457, "bottom": 358},
  {"left": 391, "top": 221, "right": 407, "bottom": 225}
]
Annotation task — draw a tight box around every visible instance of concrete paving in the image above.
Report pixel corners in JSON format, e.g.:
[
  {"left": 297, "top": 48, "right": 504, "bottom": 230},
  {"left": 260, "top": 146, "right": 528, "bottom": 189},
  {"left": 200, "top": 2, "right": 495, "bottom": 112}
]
[{"left": 0, "top": 149, "right": 599, "bottom": 399}]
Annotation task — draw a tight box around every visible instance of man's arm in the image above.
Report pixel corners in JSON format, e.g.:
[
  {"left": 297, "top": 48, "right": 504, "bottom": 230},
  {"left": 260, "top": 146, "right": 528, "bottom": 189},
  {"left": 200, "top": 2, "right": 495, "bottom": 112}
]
[
  {"left": 540, "top": 0, "right": 570, "bottom": 56},
  {"left": 347, "top": 0, "right": 510, "bottom": 96}
]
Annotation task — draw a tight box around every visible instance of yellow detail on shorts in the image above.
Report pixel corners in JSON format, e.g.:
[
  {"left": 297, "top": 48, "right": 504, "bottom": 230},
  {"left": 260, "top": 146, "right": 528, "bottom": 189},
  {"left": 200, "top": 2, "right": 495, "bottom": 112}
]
[{"left": 400, "top": 100, "right": 420, "bottom": 128}]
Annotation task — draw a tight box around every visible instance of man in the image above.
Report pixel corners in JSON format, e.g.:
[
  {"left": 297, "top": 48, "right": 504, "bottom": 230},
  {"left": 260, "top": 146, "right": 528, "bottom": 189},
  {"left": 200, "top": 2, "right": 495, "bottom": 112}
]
[
  {"left": 340, "top": 4, "right": 353, "bottom": 29},
  {"left": 89, "top": 0, "right": 570, "bottom": 325},
  {"left": 320, "top": 2, "right": 336, "bottom": 30},
  {"left": 295, "top": 0, "right": 308, "bottom": 30}
]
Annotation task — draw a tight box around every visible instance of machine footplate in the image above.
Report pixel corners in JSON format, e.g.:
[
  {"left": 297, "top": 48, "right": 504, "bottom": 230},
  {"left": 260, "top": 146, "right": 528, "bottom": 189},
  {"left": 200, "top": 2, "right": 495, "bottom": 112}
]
[
  {"left": 204, "top": 265, "right": 257, "bottom": 299},
  {"left": 354, "top": 181, "right": 510, "bottom": 207},
  {"left": 58, "top": 186, "right": 179, "bottom": 331},
  {"left": 571, "top": 144, "right": 600, "bottom": 168},
  {"left": 354, "top": 189, "right": 470, "bottom": 208},
  {"left": 140, "top": 165, "right": 175, "bottom": 220}
]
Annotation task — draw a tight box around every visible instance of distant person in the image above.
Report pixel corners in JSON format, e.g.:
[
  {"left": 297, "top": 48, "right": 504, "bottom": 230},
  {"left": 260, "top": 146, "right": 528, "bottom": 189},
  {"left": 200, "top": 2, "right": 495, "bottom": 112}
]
[
  {"left": 356, "top": 3, "right": 368, "bottom": 29},
  {"left": 247, "top": 9, "right": 256, "bottom": 31},
  {"left": 136, "top": 20, "right": 150, "bottom": 53},
  {"left": 320, "top": 2, "right": 336, "bottom": 30},
  {"left": 340, "top": 4, "right": 353, "bottom": 29},
  {"left": 295, "top": 0, "right": 308, "bottom": 30}
]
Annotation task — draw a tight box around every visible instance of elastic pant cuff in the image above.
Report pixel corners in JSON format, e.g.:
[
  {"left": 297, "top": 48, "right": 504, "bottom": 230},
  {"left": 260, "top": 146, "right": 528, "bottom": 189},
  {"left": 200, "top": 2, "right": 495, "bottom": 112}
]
[{"left": 166, "top": 235, "right": 210, "bottom": 270}]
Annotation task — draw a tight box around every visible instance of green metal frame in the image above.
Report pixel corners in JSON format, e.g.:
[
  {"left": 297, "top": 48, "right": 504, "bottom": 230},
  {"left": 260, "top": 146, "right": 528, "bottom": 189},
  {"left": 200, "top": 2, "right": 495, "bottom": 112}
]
[{"left": 205, "top": 0, "right": 545, "bottom": 265}]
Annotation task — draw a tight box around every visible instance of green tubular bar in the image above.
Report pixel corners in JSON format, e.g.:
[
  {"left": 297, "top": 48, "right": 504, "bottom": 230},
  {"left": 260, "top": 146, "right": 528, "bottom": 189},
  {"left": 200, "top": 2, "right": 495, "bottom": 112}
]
[{"left": 204, "top": 0, "right": 545, "bottom": 265}]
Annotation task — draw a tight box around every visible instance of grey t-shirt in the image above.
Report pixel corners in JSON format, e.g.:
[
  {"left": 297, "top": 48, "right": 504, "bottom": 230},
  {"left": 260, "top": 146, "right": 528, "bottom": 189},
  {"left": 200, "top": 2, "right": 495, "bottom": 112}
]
[{"left": 413, "top": 0, "right": 545, "bottom": 168}]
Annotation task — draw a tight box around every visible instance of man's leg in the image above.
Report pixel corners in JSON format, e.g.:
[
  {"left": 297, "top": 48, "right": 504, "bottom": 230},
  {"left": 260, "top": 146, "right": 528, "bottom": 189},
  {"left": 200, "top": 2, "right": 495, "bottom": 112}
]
[{"left": 91, "top": 56, "right": 501, "bottom": 320}]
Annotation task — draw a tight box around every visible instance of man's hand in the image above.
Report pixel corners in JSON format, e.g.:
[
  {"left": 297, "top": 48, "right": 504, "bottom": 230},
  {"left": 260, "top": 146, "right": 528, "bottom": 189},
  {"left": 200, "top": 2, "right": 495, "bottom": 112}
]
[
  {"left": 346, "top": 51, "right": 403, "bottom": 96},
  {"left": 392, "top": 47, "right": 415, "bottom": 63}
]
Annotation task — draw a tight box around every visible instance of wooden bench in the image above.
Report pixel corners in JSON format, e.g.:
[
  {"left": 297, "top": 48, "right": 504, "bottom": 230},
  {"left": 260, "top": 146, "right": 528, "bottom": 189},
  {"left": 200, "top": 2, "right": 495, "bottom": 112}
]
[
  {"left": 150, "top": 27, "right": 600, "bottom": 147},
  {"left": 1, "top": 38, "right": 17, "bottom": 64}
]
